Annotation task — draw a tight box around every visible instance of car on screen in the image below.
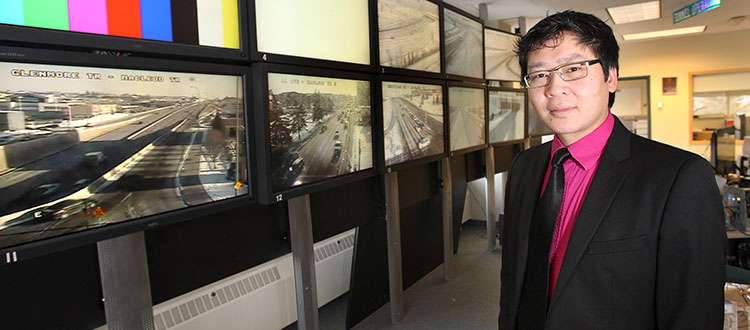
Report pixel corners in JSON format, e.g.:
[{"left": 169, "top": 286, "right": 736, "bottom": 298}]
[
  {"left": 84, "top": 151, "right": 105, "bottom": 168},
  {"left": 418, "top": 137, "right": 431, "bottom": 149},
  {"left": 2, "top": 199, "right": 98, "bottom": 228},
  {"left": 44, "top": 199, "right": 98, "bottom": 220},
  {"left": 288, "top": 157, "right": 304, "bottom": 179},
  {"left": 33, "top": 183, "right": 61, "bottom": 197},
  {"left": 332, "top": 141, "right": 342, "bottom": 163}
]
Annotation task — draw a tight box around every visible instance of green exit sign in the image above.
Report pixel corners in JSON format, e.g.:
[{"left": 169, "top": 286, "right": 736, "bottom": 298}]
[{"left": 673, "top": 0, "right": 722, "bottom": 24}]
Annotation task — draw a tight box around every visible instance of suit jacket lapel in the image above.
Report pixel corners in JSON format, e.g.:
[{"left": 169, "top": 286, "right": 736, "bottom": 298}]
[{"left": 547, "top": 118, "right": 632, "bottom": 311}]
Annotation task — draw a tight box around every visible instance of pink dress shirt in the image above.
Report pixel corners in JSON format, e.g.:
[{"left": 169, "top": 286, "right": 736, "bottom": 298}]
[{"left": 539, "top": 112, "right": 615, "bottom": 300}]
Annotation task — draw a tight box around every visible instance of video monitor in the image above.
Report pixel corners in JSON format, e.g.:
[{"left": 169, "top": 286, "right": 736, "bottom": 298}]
[
  {"left": 485, "top": 28, "right": 521, "bottom": 81},
  {"left": 0, "top": 57, "right": 249, "bottom": 252},
  {"left": 254, "top": 0, "right": 371, "bottom": 66},
  {"left": 714, "top": 127, "right": 736, "bottom": 176},
  {"left": 382, "top": 80, "right": 444, "bottom": 168},
  {"left": 448, "top": 85, "right": 485, "bottom": 153},
  {"left": 378, "top": 0, "right": 441, "bottom": 74},
  {"left": 0, "top": 0, "right": 246, "bottom": 60},
  {"left": 443, "top": 7, "right": 484, "bottom": 80},
  {"left": 265, "top": 71, "right": 374, "bottom": 198},
  {"left": 489, "top": 89, "right": 525, "bottom": 144}
]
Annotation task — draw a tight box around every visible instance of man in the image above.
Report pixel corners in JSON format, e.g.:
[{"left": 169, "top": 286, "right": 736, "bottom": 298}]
[{"left": 499, "top": 11, "right": 726, "bottom": 329}]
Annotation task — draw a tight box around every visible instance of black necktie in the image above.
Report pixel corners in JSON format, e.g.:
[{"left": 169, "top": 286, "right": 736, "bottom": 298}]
[{"left": 516, "top": 148, "right": 571, "bottom": 329}]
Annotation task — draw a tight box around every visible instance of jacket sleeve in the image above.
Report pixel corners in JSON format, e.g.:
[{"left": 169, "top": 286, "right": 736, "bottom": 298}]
[{"left": 656, "top": 156, "right": 727, "bottom": 329}]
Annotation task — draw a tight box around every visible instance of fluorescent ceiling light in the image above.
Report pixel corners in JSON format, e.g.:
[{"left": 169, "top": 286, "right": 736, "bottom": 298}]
[
  {"left": 607, "top": 1, "right": 661, "bottom": 24},
  {"left": 622, "top": 25, "right": 706, "bottom": 40}
]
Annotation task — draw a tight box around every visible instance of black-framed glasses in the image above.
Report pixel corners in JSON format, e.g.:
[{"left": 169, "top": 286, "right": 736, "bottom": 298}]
[{"left": 523, "top": 59, "right": 601, "bottom": 88}]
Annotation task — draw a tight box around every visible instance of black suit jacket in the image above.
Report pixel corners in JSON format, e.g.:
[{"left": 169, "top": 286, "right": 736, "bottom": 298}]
[{"left": 499, "top": 117, "right": 727, "bottom": 330}]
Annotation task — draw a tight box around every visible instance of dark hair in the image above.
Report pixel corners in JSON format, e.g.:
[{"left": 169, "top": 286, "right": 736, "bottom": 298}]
[{"left": 516, "top": 11, "right": 619, "bottom": 108}]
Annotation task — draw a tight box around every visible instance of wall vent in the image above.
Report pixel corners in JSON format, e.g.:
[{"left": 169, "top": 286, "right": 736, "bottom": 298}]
[
  {"left": 133, "top": 228, "right": 357, "bottom": 330},
  {"left": 153, "top": 267, "right": 281, "bottom": 330},
  {"left": 314, "top": 235, "right": 354, "bottom": 263}
]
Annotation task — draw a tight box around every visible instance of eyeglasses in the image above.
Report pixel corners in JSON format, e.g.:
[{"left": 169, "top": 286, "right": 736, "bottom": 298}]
[{"left": 523, "top": 59, "right": 601, "bottom": 88}]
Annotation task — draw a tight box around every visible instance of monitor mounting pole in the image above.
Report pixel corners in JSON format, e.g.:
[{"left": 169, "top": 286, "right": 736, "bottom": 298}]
[
  {"left": 384, "top": 171, "right": 404, "bottom": 324},
  {"left": 97, "top": 231, "right": 154, "bottom": 330},
  {"left": 485, "top": 147, "right": 498, "bottom": 251},
  {"left": 441, "top": 158, "right": 455, "bottom": 280},
  {"left": 287, "top": 194, "right": 320, "bottom": 330}
]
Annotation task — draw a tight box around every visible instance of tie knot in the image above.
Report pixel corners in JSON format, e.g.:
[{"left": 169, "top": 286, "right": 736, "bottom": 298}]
[{"left": 552, "top": 148, "right": 571, "bottom": 167}]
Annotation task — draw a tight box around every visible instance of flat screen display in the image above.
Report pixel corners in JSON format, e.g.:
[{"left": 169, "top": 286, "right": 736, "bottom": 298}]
[
  {"left": 443, "top": 8, "right": 483, "bottom": 79},
  {"left": 382, "top": 81, "right": 444, "bottom": 166},
  {"left": 0, "top": 61, "right": 248, "bottom": 250},
  {"left": 489, "top": 90, "right": 524, "bottom": 143},
  {"left": 0, "top": 0, "right": 241, "bottom": 49},
  {"left": 267, "top": 73, "right": 373, "bottom": 191},
  {"left": 378, "top": 0, "right": 440, "bottom": 73},
  {"left": 485, "top": 29, "right": 521, "bottom": 81},
  {"left": 717, "top": 130, "right": 736, "bottom": 175},
  {"left": 448, "top": 86, "right": 485, "bottom": 151},
  {"left": 255, "top": 0, "right": 370, "bottom": 65}
]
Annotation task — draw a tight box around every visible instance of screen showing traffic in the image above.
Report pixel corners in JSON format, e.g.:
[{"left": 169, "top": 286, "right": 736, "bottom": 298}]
[
  {"left": 267, "top": 72, "right": 373, "bottom": 191},
  {"left": 448, "top": 86, "right": 485, "bottom": 151},
  {"left": 489, "top": 90, "right": 524, "bottom": 143},
  {"left": 382, "top": 81, "right": 443, "bottom": 166},
  {"left": 444, "top": 8, "right": 483, "bottom": 79},
  {"left": 0, "top": 61, "right": 248, "bottom": 249},
  {"left": 378, "top": 0, "right": 440, "bottom": 73}
]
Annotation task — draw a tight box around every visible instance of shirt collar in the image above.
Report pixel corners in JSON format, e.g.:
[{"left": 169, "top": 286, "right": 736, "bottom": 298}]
[{"left": 550, "top": 112, "right": 615, "bottom": 170}]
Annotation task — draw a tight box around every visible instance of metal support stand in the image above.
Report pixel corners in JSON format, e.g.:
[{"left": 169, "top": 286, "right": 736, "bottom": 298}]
[
  {"left": 485, "top": 147, "right": 498, "bottom": 251},
  {"left": 441, "top": 158, "right": 455, "bottom": 280},
  {"left": 288, "top": 194, "right": 320, "bottom": 330},
  {"left": 97, "top": 231, "right": 154, "bottom": 330},
  {"left": 384, "top": 172, "right": 404, "bottom": 324}
]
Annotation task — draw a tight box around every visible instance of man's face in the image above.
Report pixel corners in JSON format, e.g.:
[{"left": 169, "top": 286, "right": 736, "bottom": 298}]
[{"left": 526, "top": 32, "right": 618, "bottom": 145}]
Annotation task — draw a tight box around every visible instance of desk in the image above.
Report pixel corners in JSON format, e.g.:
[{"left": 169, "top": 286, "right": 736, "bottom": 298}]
[{"left": 729, "top": 230, "right": 750, "bottom": 240}]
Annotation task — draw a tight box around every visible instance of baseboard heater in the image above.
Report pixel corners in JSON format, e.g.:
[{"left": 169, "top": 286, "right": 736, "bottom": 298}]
[{"left": 97, "top": 228, "right": 356, "bottom": 330}]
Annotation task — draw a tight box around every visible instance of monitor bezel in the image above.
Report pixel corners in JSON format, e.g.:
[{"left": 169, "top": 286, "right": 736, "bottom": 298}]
[
  {"left": 0, "top": 0, "right": 250, "bottom": 63},
  {"left": 375, "top": 0, "right": 446, "bottom": 80},
  {"left": 446, "top": 81, "right": 488, "bottom": 156},
  {"left": 251, "top": 62, "right": 379, "bottom": 205},
  {"left": 487, "top": 86, "right": 527, "bottom": 146},
  {"left": 483, "top": 26, "right": 522, "bottom": 82},
  {"left": 377, "top": 75, "right": 447, "bottom": 173},
  {"left": 441, "top": 3, "right": 485, "bottom": 84},
  {"left": 0, "top": 46, "right": 255, "bottom": 265},
  {"left": 248, "top": 0, "right": 378, "bottom": 74}
]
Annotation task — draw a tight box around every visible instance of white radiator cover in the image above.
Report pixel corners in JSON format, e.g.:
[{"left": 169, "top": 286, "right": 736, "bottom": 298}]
[{"left": 96, "top": 228, "right": 356, "bottom": 330}]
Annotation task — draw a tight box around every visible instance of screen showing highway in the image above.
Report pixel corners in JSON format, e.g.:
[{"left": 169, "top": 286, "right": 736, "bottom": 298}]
[
  {"left": 449, "top": 86, "right": 485, "bottom": 151},
  {"left": 383, "top": 81, "right": 443, "bottom": 166},
  {"left": 444, "top": 8, "right": 483, "bottom": 79},
  {"left": 485, "top": 29, "right": 521, "bottom": 81},
  {"left": 489, "top": 90, "right": 524, "bottom": 143},
  {"left": 267, "top": 73, "right": 373, "bottom": 191},
  {"left": 0, "top": 61, "right": 248, "bottom": 250},
  {"left": 378, "top": 0, "right": 441, "bottom": 73}
]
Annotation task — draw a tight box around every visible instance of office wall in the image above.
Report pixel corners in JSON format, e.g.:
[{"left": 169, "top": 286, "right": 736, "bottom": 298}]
[{"left": 619, "top": 29, "right": 750, "bottom": 158}]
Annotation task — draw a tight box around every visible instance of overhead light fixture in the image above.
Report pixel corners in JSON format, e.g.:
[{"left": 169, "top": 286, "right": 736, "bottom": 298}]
[
  {"left": 607, "top": 1, "right": 661, "bottom": 24},
  {"left": 622, "top": 25, "right": 706, "bottom": 41}
]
